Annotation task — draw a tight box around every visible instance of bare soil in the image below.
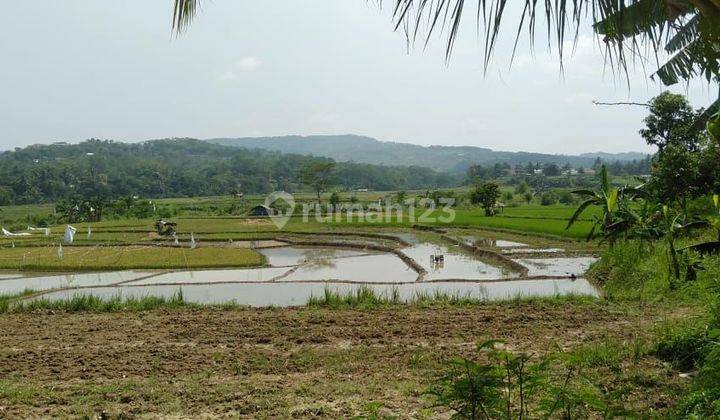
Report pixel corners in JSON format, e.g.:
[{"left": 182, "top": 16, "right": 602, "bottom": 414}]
[{"left": 0, "top": 303, "right": 686, "bottom": 418}]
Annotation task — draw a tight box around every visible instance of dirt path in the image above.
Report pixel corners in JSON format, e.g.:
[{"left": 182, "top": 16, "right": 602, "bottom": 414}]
[{"left": 0, "top": 303, "right": 681, "bottom": 418}]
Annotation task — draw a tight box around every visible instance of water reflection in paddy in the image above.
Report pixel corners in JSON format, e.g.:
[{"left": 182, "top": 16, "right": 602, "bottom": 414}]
[
  {"left": 460, "top": 236, "right": 529, "bottom": 248},
  {"left": 282, "top": 253, "right": 417, "bottom": 283},
  {"left": 126, "top": 267, "right": 292, "bottom": 285},
  {"left": 34, "top": 278, "right": 599, "bottom": 307},
  {"left": 515, "top": 257, "right": 597, "bottom": 277},
  {"left": 0, "top": 271, "right": 155, "bottom": 295},
  {"left": 402, "top": 243, "right": 510, "bottom": 280},
  {"left": 260, "top": 247, "right": 371, "bottom": 267},
  {"left": 0, "top": 236, "right": 601, "bottom": 303}
]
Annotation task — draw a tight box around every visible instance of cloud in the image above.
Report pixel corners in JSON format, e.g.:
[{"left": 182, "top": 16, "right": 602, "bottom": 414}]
[
  {"left": 564, "top": 92, "right": 594, "bottom": 105},
  {"left": 218, "top": 71, "right": 238, "bottom": 81},
  {"left": 236, "top": 56, "right": 262, "bottom": 72},
  {"left": 218, "top": 56, "right": 262, "bottom": 81}
]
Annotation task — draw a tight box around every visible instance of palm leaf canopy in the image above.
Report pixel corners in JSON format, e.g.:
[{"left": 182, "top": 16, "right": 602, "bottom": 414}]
[{"left": 171, "top": 0, "right": 719, "bottom": 99}]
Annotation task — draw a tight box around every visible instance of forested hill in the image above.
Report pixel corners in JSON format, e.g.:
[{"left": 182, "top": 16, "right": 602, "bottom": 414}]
[
  {"left": 209, "top": 134, "right": 648, "bottom": 173},
  {"left": 0, "top": 139, "right": 461, "bottom": 205}
]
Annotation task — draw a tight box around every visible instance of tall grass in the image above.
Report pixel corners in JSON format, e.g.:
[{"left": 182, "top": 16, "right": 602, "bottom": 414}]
[
  {"left": 5, "top": 290, "right": 197, "bottom": 313},
  {"left": 306, "top": 286, "right": 597, "bottom": 309}
]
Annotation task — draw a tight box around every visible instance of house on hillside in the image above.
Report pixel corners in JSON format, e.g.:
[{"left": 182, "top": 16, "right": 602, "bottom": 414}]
[{"left": 248, "top": 205, "right": 273, "bottom": 217}]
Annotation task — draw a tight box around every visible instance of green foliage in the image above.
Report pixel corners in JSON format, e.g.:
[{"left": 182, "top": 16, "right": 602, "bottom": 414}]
[
  {"left": 298, "top": 162, "right": 336, "bottom": 203},
  {"left": 514, "top": 182, "right": 529, "bottom": 195},
  {"left": 640, "top": 92, "right": 720, "bottom": 206},
  {"left": 470, "top": 183, "right": 501, "bottom": 216},
  {"left": 676, "top": 345, "right": 720, "bottom": 417},
  {"left": 709, "top": 112, "right": 720, "bottom": 144},
  {"left": 328, "top": 191, "right": 341, "bottom": 208},
  {"left": 0, "top": 139, "right": 462, "bottom": 206},
  {"left": 539, "top": 192, "right": 557, "bottom": 206},
  {"left": 7, "top": 290, "right": 192, "bottom": 313},
  {"left": 426, "top": 341, "right": 620, "bottom": 419},
  {"left": 655, "top": 321, "right": 713, "bottom": 371},
  {"left": 558, "top": 190, "right": 575, "bottom": 205},
  {"left": 640, "top": 92, "right": 704, "bottom": 152},
  {"left": 306, "top": 286, "right": 597, "bottom": 310}
]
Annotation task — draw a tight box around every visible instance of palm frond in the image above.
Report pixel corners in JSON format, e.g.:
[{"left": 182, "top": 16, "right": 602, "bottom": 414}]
[
  {"left": 593, "top": 0, "right": 676, "bottom": 40},
  {"left": 652, "top": 37, "right": 720, "bottom": 84},
  {"left": 665, "top": 15, "right": 700, "bottom": 53},
  {"left": 691, "top": 96, "right": 719, "bottom": 131},
  {"left": 172, "top": 0, "right": 199, "bottom": 34},
  {"left": 566, "top": 198, "right": 596, "bottom": 229},
  {"left": 168, "top": 0, "right": 720, "bottom": 94}
]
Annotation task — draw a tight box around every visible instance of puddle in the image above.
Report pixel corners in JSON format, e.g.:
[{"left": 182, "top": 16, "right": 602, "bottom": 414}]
[
  {"left": 515, "top": 257, "right": 597, "bottom": 277},
  {"left": 259, "top": 247, "right": 371, "bottom": 267},
  {"left": 402, "top": 243, "right": 511, "bottom": 280},
  {"left": 33, "top": 278, "right": 599, "bottom": 307},
  {"left": 0, "top": 271, "right": 155, "bottom": 295}
]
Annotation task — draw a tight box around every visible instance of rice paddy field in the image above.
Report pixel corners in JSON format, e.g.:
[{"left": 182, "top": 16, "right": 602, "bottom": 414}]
[
  {"left": 0, "top": 246, "right": 263, "bottom": 271},
  {"left": 0, "top": 195, "right": 708, "bottom": 418}
]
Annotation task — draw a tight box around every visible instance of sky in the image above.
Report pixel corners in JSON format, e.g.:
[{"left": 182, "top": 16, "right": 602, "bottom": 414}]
[{"left": 0, "top": 1, "right": 717, "bottom": 155}]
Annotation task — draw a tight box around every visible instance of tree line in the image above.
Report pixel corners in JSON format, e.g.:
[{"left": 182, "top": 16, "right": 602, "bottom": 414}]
[{"left": 0, "top": 138, "right": 462, "bottom": 205}]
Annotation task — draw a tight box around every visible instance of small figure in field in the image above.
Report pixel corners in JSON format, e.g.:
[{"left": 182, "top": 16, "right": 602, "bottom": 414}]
[{"left": 154, "top": 220, "right": 177, "bottom": 237}]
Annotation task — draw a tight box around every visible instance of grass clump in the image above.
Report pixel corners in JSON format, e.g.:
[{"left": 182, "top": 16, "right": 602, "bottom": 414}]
[
  {"left": 307, "top": 286, "right": 598, "bottom": 310},
  {"left": 307, "top": 286, "right": 400, "bottom": 309},
  {"left": 7, "top": 290, "right": 195, "bottom": 313},
  {"left": 565, "top": 337, "right": 649, "bottom": 373},
  {"left": 654, "top": 320, "right": 713, "bottom": 371}
]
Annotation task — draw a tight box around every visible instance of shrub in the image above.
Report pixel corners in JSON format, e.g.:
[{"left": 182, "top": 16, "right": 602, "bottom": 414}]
[{"left": 540, "top": 192, "right": 557, "bottom": 206}]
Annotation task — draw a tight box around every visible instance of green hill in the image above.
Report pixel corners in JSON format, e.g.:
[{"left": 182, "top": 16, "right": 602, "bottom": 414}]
[{"left": 209, "top": 134, "right": 648, "bottom": 173}]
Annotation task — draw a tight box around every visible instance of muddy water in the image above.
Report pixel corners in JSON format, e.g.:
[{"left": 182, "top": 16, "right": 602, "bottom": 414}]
[
  {"left": 260, "top": 247, "right": 372, "bottom": 267},
  {"left": 282, "top": 253, "right": 417, "bottom": 283},
  {"left": 503, "top": 248, "right": 565, "bottom": 254},
  {"left": 460, "top": 236, "right": 529, "bottom": 248},
  {"left": 33, "top": 278, "right": 599, "bottom": 307},
  {"left": 126, "top": 267, "right": 292, "bottom": 285},
  {"left": 402, "top": 243, "right": 511, "bottom": 280},
  {"left": 514, "top": 257, "right": 597, "bottom": 277},
  {"left": 0, "top": 234, "right": 601, "bottom": 304},
  {"left": 0, "top": 271, "right": 155, "bottom": 295}
]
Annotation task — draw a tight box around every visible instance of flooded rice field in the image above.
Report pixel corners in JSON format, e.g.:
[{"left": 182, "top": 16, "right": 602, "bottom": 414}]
[
  {"left": 402, "top": 242, "right": 510, "bottom": 280},
  {"left": 32, "top": 278, "right": 598, "bottom": 307},
  {"left": 0, "top": 232, "right": 600, "bottom": 306}
]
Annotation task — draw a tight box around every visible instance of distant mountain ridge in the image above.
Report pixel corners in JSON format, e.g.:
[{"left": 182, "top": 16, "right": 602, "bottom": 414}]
[{"left": 208, "top": 135, "right": 648, "bottom": 173}]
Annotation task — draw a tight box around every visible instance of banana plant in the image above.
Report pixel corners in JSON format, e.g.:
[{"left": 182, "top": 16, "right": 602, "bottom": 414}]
[
  {"left": 657, "top": 206, "right": 710, "bottom": 282},
  {"left": 681, "top": 194, "right": 720, "bottom": 256},
  {"left": 709, "top": 112, "right": 720, "bottom": 145},
  {"left": 567, "top": 165, "right": 647, "bottom": 243}
]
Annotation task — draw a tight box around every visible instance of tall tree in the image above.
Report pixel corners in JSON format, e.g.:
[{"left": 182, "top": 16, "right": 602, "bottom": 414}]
[
  {"left": 640, "top": 92, "right": 703, "bottom": 152},
  {"left": 298, "top": 162, "right": 336, "bottom": 204},
  {"left": 470, "top": 182, "right": 501, "bottom": 216}
]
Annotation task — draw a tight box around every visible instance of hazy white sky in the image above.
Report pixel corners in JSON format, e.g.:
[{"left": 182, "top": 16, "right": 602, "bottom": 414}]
[{"left": 0, "top": 1, "right": 717, "bottom": 154}]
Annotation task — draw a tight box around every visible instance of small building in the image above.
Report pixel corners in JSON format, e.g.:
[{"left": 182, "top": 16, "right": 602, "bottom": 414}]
[{"left": 248, "top": 205, "right": 273, "bottom": 217}]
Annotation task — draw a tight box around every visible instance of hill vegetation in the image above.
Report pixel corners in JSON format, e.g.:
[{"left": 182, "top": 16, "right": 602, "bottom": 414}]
[
  {"left": 0, "top": 138, "right": 461, "bottom": 205},
  {"left": 209, "top": 134, "right": 649, "bottom": 173}
]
